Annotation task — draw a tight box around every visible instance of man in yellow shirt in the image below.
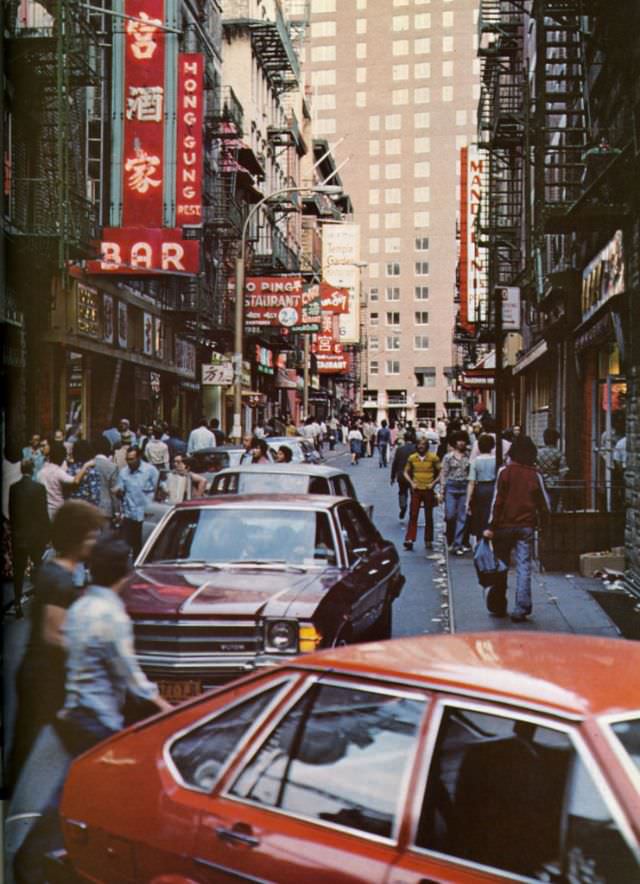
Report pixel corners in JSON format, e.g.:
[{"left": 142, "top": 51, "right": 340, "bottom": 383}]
[{"left": 403, "top": 437, "right": 441, "bottom": 551}]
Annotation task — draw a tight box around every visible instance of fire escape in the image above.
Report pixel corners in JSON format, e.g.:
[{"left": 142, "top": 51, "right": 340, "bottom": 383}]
[
  {"left": 477, "top": 0, "right": 527, "bottom": 310},
  {"left": 6, "top": 0, "right": 104, "bottom": 277}
]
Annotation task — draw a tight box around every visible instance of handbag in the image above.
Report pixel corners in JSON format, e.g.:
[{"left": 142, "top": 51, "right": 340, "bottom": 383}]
[{"left": 473, "top": 538, "right": 508, "bottom": 587}]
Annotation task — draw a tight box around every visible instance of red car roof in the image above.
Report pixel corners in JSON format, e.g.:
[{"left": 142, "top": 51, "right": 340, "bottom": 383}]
[{"left": 294, "top": 632, "right": 640, "bottom": 719}]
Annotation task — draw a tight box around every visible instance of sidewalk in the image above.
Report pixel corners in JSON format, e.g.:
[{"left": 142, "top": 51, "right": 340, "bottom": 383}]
[{"left": 447, "top": 551, "right": 621, "bottom": 637}]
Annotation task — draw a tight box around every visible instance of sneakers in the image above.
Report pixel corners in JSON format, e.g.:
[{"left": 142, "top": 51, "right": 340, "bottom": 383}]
[
  {"left": 399, "top": 508, "right": 407, "bottom": 520},
  {"left": 454, "top": 548, "right": 465, "bottom": 556},
  {"left": 403, "top": 541, "right": 414, "bottom": 551},
  {"left": 510, "top": 608, "right": 532, "bottom": 623}
]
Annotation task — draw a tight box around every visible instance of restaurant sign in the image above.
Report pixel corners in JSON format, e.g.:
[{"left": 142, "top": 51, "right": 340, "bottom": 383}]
[{"left": 244, "top": 276, "right": 303, "bottom": 328}]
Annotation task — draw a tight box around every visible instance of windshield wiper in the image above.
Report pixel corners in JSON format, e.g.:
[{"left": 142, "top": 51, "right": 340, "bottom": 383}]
[
  {"left": 147, "top": 559, "right": 221, "bottom": 569},
  {"left": 226, "top": 559, "right": 307, "bottom": 573}
]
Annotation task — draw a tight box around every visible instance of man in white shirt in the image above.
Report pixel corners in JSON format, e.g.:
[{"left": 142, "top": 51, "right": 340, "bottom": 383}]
[{"left": 187, "top": 419, "right": 216, "bottom": 454}]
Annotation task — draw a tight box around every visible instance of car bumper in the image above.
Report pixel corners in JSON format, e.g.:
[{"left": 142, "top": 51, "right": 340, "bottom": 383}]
[{"left": 138, "top": 650, "right": 297, "bottom": 687}]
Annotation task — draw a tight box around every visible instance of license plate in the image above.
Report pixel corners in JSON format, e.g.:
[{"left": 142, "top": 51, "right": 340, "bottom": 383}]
[{"left": 158, "top": 679, "right": 202, "bottom": 703}]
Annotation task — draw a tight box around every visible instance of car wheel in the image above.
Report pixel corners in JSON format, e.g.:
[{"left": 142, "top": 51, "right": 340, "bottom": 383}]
[{"left": 369, "top": 600, "right": 393, "bottom": 641}]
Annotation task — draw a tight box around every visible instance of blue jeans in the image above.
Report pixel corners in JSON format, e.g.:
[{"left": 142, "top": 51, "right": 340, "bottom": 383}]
[
  {"left": 445, "top": 481, "right": 467, "bottom": 549},
  {"left": 493, "top": 527, "right": 534, "bottom": 615},
  {"left": 378, "top": 443, "right": 389, "bottom": 466}
]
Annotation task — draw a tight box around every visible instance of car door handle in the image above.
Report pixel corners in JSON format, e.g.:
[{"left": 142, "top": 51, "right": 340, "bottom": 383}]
[
  {"left": 368, "top": 569, "right": 379, "bottom": 576},
  {"left": 216, "top": 826, "right": 260, "bottom": 848},
  {"left": 382, "top": 559, "right": 391, "bottom": 565}
]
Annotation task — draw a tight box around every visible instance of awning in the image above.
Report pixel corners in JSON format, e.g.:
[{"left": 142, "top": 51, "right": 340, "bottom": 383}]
[{"left": 512, "top": 339, "right": 548, "bottom": 375}]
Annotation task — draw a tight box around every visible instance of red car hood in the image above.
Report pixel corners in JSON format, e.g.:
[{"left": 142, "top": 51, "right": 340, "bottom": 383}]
[{"left": 122, "top": 565, "right": 339, "bottom": 619}]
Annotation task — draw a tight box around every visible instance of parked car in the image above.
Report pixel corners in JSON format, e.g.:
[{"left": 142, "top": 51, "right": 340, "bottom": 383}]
[
  {"left": 209, "top": 464, "right": 374, "bottom": 517},
  {"left": 187, "top": 445, "right": 247, "bottom": 484},
  {"left": 266, "top": 435, "right": 317, "bottom": 463},
  {"left": 54, "top": 633, "right": 640, "bottom": 884},
  {"left": 122, "top": 494, "right": 404, "bottom": 699}
]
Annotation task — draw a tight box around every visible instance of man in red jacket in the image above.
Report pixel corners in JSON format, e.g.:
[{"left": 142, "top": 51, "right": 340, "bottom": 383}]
[{"left": 484, "top": 436, "right": 550, "bottom": 622}]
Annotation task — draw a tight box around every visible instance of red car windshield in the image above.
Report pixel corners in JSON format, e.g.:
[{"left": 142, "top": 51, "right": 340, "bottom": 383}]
[{"left": 144, "top": 507, "right": 338, "bottom": 567}]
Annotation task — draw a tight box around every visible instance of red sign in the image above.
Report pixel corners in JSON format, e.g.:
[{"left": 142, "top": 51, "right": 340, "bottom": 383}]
[
  {"left": 319, "top": 282, "right": 349, "bottom": 314},
  {"left": 122, "top": 0, "right": 165, "bottom": 227},
  {"left": 244, "top": 276, "right": 303, "bottom": 328},
  {"left": 87, "top": 228, "right": 200, "bottom": 274},
  {"left": 176, "top": 54, "right": 204, "bottom": 224},
  {"left": 312, "top": 310, "right": 346, "bottom": 373}
]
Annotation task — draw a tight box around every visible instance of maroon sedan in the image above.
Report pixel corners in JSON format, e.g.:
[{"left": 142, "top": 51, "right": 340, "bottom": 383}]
[{"left": 123, "top": 494, "right": 405, "bottom": 700}]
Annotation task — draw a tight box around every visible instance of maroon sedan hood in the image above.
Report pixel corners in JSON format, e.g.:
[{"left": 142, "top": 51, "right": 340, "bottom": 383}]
[{"left": 122, "top": 565, "right": 338, "bottom": 619}]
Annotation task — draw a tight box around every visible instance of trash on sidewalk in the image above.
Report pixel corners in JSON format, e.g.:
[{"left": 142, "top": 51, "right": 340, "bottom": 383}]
[{"left": 579, "top": 547, "right": 625, "bottom": 577}]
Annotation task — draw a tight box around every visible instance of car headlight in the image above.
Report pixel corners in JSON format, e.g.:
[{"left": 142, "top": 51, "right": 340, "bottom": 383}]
[{"left": 264, "top": 619, "right": 298, "bottom": 653}]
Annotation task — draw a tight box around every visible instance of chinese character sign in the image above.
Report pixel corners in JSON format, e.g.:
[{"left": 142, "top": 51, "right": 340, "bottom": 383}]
[
  {"left": 321, "top": 223, "right": 361, "bottom": 344},
  {"left": 244, "top": 277, "right": 303, "bottom": 328},
  {"left": 176, "top": 54, "right": 204, "bottom": 225},
  {"left": 123, "top": 0, "right": 165, "bottom": 227}
]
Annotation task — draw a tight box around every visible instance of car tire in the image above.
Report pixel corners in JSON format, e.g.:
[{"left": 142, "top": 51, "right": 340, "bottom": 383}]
[{"left": 369, "top": 600, "right": 393, "bottom": 641}]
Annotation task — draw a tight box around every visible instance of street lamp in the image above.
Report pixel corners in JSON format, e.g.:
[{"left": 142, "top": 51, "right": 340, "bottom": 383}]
[{"left": 232, "top": 184, "right": 343, "bottom": 442}]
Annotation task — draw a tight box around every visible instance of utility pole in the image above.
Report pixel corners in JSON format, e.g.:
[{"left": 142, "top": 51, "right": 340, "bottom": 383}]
[{"left": 494, "top": 285, "right": 504, "bottom": 467}]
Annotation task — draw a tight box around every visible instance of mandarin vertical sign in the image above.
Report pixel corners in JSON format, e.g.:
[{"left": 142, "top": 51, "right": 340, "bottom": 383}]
[
  {"left": 176, "top": 54, "right": 204, "bottom": 224},
  {"left": 122, "top": 0, "right": 166, "bottom": 227},
  {"left": 466, "top": 146, "right": 488, "bottom": 324}
]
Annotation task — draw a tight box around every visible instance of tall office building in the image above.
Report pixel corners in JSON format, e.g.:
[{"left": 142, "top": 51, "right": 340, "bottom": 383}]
[{"left": 303, "top": 0, "right": 481, "bottom": 422}]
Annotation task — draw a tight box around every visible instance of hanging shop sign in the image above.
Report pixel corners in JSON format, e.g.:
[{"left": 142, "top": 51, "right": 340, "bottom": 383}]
[
  {"left": 143, "top": 312, "right": 153, "bottom": 355},
  {"left": 153, "top": 316, "right": 164, "bottom": 358},
  {"left": 103, "top": 293, "right": 114, "bottom": 344},
  {"left": 117, "top": 302, "right": 128, "bottom": 348},
  {"left": 322, "top": 223, "right": 361, "bottom": 344},
  {"left": 244, "top": 276, "right": 303, "bottom": 328},
  {"left": 175, "top": 53, "right": 204, "bottom": 225},
  {"left": 319, "top": 282, "right": 350, "bottom": 314},
  {"left": 87, "top": 228, "right": 200, "bottom": 274},
  {"left": 291, "top": 284, "right": 321, "bottom": 333},
  {"left": 312, "top": 310, "right": 347, "bottom": 374},
  {"left": 498, "top": 286, "right": 521, "bottom": 331},
  {"left": 122, "top": 0, "right": 165, "bottom": 227},
  {"left": 76, "top": 283, "right": 100, "bottom": 339},
  {"left": 175, "top": 337, "right": 196, "bottom": 375},
  {"left": 202, "top": 362, "right": 233, "bottom": 385},
  {"left": 255, "top": 345, "right": 274, "bottom": 375},
  {"left": 462, "top": 146, "right": 489, "bottom": 326},
  {"left": 581, "top": 230, "right": 625, "bottom": 321}
]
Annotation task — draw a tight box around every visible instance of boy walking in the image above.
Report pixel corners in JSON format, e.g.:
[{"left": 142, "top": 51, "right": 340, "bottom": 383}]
[{"left": 403, "top": 437, "right": 440, "bottom": 551}]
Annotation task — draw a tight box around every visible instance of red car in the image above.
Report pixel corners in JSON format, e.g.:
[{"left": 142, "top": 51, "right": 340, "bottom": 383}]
[
  {"left": 123, "top": 494, "right": 405, "bottom": 700},
  {"left": 56, "top": 633, "right": 640, "bottom": 883}
]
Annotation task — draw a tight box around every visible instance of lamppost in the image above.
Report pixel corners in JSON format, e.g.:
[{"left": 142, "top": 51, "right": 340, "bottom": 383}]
[{"left": 232, "top": 184, "right": 343, "bottom": 442}]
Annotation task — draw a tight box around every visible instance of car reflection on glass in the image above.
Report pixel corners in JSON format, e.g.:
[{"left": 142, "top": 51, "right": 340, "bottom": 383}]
[{"left": 54, "top": 633, "right": 640, "bottom": 884}]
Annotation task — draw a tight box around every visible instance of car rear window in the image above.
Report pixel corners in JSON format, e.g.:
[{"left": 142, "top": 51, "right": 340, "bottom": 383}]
[
  {"left": 608, "top": 716, "right": 640, "bottom": 777},
  {"left": 144, "top": 507, "right": 337, "bottom": 566},
  {"left": 237, "top": 474, "right": 310, "bottom": 494}
]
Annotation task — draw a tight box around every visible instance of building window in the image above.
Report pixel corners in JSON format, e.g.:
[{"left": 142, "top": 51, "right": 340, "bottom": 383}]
[
  {"left": 369, "top": 213, "right": 379, "bottom": 229},
  {"left": 368, "top": 237, "right": 379, "bottom": 254},
  {"left": 385, "top": 287, "right": 400, "bottom": 301},
  {"left": 415, "top": 236, "right": 429, "bottom": 250},
  {"left": 442, "top": 35, "right": 454, "bottom": 52},
  {"left": 311, "top": 0, "right": 336, "bottom": 11},
  {"left": 385, "top": 164, "right": 401, "bottom": 180},
  {"left": 356, "top": 92, "right": 367, "bottom": 107},
  {"left": 392, "top": 39, "right": 409, "bottom": 56},
  {"left": 311, "top": 69, "right": 336, "bottom": 86},
  {"left": 443, "top": 10, "right": 454, "bottom": 26},
  {"left": 370, "top": 165, "right": 380, "bottom": 180},
  {"left": 386, "top": 311, "right": 401, "bottom": 326},
  {"left": 385, "top": 139, "right": 401, "bottom": 155},
  {"left": 414, "top": 87, "right": 430, "bottom": 104},
  {"left": 369, "top": 287, "right": 379, "bottom": 301},
  {"left": 442, "top": 60, "right": 453, "bottom": 77},
  {"left": 415, "top": 311, "right": 429, "bottom": 324},
  {"left": 414, "top": 37, "right": 431, "bottom": 54},
  {"left": 385, "top": 212, "right": 401, "bottom": 229},
  {"left": 369, "top": 141, "right": 380, "bottom": 157},
  {"left": 356, "top": 18, "right": 367, "bottom": 34},
  {"left": 386, "top": 336, "right": 401, "bottom": 350},
  {"left": 415, "top": 136, "right": 431, "bottom": 153},
  {"left": 473, "top": 83, "right": 481, "bottom": 100},
  {"left": 385, "top": 114, "right": 401, "bottom": 130},
  {"left": 415, "top": 187, "right": 430, "bottom": 203},
  {"left": 315, "top": 118, "right": 336, "bottom": 135},
  {"left": 415, "top": 112, "right": 430, "bottom": 128},
  {"left": 455, "top": 134, "right": 467, "bottom": 150},
  {"left": 314, "top": 93, "right": 336, "bottom": 110},
  {"left": 415, "top": 368, "right": 436, "bottom": 388},
  {"left": 392, "top": 15, "right": 409, "bottom": 31},
  {"left": 356, "top": 42, "right": 367, "bottom": 59},
  {"left": 386, "top": 262, "right": 401, "bottom": 276},
  {"left": 415, "top": 261, "right": 429, "bottom": 275},
  {"left": 392, "top": 64, "right": 409, "bottom": 81},
  {"left": 442, "top": 86, "right": 454, "bottom": 102},
  {"left": 356, "top": 67, "right": 367, "bottom": 83},
  {"left": 415, "top": 13, "right": 431, "bottom": 29},
  {"left": 311, "top": 21, "right": 336, "bottom": 38},
  {"left": 370, "top": 360, "right": 379, "bottom": 374},
  {"left": 414, "top": 211, "right": 430, "bottom": 226},
  {"left": 393, "top": 0, "right": 408, "bottom": 5},
  {"left": 414, "top": 335, "right": 430, "bottom": 350},
  {"left": 369, "top": 187, "right": 380, "bottom": 203},
  {"left": 392, "top": 89, "right": 409, "bottom": 105},
  {"left": 385, "top": 187, "right": 401, "bottom": 204},
  {"left": 369, "top": 262, "right": 379, "bottom": 277},
  {"left": 357, "top": 0, "right": 367, "bottom": 8},
  {"left": 385, "top": 237, "right": 401, "bottom": 252},
  {"left": 415, "top": 161, "right": 431, "bottom": 177},
  {"left": 415, "top": 286, "right": 429, "bottom": 300},
  {"left": 311, "top": 45, "right": 336, "bottom": 62},
  {"left": 385, "top": 360, "right": 401, "bottom": 375},
  {"left": 414, "top": 62, "right": 431, "bottom": 79},
  {"left": 369, "top": 336, "right": 379, "bottom": 350},
  {"left": 456, "top": 109, "right": 468, "bottom": 126},
  {"left": 369, "top": 115, "right": 380, "bottom": 131},
  {"left": 370, "top": 312, "right": 379, "bottom": 325}
]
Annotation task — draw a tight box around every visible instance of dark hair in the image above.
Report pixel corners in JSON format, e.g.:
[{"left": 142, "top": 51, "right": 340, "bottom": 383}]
[
  {"left": 481, "top": 415, "right": 496, "bottom": 433},
  {"left": 51, "top": 501, "right": 105, "bottom": 556},
  {"left": 509, "top": 435, "right": 538, "bottom": 466},
  {"left": 95, "top": 436, "right": 112, "bottom": 457},
  {"left": 450, "top": 430, "right": 469, "bottom": 446},
  {"left": 478, "top": 433, "right": 495, "bottom": 454},
  {"left": 254, "top": 438, "right": 269, "bottom": 458},
  {"left": 543, "top": 428, "right": 560, "bottom": 446},
  {"left": 72, "top": 439, "right": 92, "bottom": 464},
  {"left": 126, "top": 445, "right": 140, "bottom": 457},
  {"left": 89, "top": 535, "right": 131, "bottom": 587},
  {"left": 405, "top": 428, "right": 417, "bottom": 443},
  {"left": 381, "top": 419, "right": 388, "bottom": 428},
  {"left": 277, "top": 445, "right": 293, "bottom": 463},
  {"left": 20, "top": 459, "right": 34, "bottom": 476},
  {"left": 210, "top": 418, "right": 220, "bottom": 429},
  {"left": 198, "top": 418, "right": 208, "bottom": 427},
  {"left": 49, "top": 442, "right": 67, "bottom": 466}
]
